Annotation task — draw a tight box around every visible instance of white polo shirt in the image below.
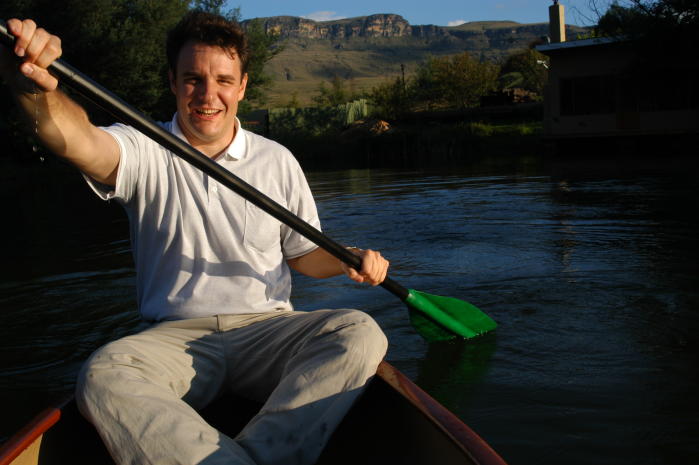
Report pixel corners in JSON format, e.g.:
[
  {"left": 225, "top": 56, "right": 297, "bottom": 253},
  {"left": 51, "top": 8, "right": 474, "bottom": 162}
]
[{"left": 85, "top": 115, "right": 320, "bottom": 322}]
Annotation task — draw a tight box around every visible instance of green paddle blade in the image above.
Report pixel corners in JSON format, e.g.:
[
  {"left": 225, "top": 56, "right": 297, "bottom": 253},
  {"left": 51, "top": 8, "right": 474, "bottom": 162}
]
[{"left": 405, "top": 289, "right": 497, "bottom": 341}]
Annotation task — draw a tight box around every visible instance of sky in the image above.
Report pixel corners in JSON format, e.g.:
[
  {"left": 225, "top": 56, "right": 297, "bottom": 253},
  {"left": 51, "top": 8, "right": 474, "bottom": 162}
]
[{"left": 229, "top": 1, "right": 606, "bottom": 27}]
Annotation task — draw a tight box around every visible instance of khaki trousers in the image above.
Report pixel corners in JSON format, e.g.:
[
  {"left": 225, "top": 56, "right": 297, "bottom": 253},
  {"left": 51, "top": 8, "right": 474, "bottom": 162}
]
[{"left": 75, "top": 309, "right": 387, "bottom": 465}]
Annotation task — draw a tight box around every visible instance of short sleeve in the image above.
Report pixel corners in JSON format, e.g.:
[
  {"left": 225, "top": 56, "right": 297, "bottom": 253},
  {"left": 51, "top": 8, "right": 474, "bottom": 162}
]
[
  {"left": 82, "top": 123, "right": 141, "bottom": 204},
  {"left": 281, "top": 155, "right": 321, "bottom": 259}
]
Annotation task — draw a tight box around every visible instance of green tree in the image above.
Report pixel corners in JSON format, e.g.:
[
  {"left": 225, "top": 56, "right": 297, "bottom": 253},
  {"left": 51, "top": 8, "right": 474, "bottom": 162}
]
[
  {"left": 312, "top": 75, "right": 349, "bottom": 107},
  {"left": 499, "top": 48, "right": 549, "bottom": 95},
  {"left": 286, "top": 92, "right": 301, "bottom": 108},
  {"left": 596, "top": 0, "right": 699, "bottom": 44},
  {"left": 240, "top": 18, "right": 282, "bottom": 111},
  {"left": 192, "top": 0, "right": 227, "bottom": 16},
  {"left": 596, "top": 2, "right": 647, "bottom": 36},
  {"left": 369, "top": 76, "right": 411, "bottom": 119},
  {"left": 594, "top": 0, "right": 699, "bottom": 70},
  {"left": 413, "top": 52, "right": 500, "bottom": 109}
]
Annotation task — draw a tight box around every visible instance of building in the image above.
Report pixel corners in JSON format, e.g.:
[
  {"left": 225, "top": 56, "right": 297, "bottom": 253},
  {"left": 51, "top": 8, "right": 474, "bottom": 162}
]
[{"left": 536, "top": 2, "right": 699, "bottom": 154}]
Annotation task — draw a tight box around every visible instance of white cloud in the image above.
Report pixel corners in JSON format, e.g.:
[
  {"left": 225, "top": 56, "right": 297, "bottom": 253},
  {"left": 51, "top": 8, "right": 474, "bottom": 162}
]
[
  {"left": 447, "top": 19, "right": 466, "bottom": 27},
  {"left": 303, "top": 11, "right": 347, "bottom": 22}
]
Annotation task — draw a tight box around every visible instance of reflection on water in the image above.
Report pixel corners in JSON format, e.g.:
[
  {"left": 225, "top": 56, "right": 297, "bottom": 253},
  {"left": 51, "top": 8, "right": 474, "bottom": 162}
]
[{"left": 1, "top": 155, "right": 698, "bottom": 464}]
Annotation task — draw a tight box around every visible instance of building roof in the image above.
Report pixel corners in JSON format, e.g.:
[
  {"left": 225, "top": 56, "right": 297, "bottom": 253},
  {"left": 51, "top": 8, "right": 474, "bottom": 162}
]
[{"left": 536, "top": 36, "right": 623, "bottom": 54}]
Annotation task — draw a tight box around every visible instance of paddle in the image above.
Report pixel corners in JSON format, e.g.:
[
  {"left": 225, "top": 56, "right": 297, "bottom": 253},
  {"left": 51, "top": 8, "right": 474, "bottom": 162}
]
[{"left": 0, "top": 20, "right": 496, "bottom": 341}]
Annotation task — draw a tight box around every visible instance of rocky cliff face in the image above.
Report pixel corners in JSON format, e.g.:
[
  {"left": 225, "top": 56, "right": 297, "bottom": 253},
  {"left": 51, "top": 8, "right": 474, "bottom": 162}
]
[
  {"left": 250, "top": 14, "right": 444, "bottom": 40},
  {"left": 246, "top": 13, "right": 584, "bottom": 43}
]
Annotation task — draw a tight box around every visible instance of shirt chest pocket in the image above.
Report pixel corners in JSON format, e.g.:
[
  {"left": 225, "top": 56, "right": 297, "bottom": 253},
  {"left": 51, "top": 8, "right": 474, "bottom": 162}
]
[{"left": 243, "top": 200, "right": 283, "bottom": 253}]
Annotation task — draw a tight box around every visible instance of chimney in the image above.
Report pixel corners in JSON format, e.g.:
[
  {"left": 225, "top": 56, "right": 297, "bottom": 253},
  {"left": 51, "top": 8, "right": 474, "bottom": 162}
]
[{"left": 549, "top": 0, "right": 566, "bottom": 43}]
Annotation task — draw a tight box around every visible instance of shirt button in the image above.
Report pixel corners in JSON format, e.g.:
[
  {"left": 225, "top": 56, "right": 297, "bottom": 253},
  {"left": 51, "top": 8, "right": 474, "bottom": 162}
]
[{"left": 213, "top": 185, "right": 218, "bottom": 193}]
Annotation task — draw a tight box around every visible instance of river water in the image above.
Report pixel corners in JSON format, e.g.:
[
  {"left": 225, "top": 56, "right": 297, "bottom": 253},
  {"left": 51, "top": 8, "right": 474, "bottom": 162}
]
[{"left": 1, "top": 153, "right": 697, "bottom": 465}]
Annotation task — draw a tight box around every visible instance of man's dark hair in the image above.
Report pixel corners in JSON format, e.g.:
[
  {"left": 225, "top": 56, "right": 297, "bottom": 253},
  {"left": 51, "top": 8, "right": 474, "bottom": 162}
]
[{"left": 166, "top": 10, "right": 250, "bottom": 75}]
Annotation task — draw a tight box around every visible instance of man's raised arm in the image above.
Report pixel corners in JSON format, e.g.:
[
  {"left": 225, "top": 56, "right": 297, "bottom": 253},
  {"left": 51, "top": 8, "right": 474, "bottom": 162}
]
[{"left": 0, "top": 18, "right": 119, "bottom": 186}]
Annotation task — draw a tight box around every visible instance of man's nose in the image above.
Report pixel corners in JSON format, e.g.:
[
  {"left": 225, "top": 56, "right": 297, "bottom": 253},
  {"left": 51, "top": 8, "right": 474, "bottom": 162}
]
[{"left": 197, "top": 79, "right": 217, "bottom": 102}]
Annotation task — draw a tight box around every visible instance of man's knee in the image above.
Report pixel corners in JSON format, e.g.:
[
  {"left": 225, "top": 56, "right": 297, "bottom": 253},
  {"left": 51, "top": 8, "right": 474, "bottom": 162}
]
[
  {"left": 75, "top": 351, "right": 105, "bottom": 419},
  {"left": 330, "top": 309, "right": 388, "bottom": 366},
  {"left": 75, "top": 343, "right": 140, "bottom": 418}
]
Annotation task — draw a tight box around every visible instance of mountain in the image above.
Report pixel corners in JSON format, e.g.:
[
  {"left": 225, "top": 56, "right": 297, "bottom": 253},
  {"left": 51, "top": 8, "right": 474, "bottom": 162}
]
[{"left": 242, "top": 14, "right": 588, "bottom": 107}]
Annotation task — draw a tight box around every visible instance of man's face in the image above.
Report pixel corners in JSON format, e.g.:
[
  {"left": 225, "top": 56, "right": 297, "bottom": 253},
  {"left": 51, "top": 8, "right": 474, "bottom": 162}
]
[{"left": 169, "top": 41, "right": 247, "bottom": 154}]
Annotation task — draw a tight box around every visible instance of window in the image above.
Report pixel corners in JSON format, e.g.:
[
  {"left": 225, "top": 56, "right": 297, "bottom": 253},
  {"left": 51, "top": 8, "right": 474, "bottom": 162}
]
[
  {"left": 560, "top": 75, "right": 616, "bottom": 115},
  {"left": 560, "top": 72, "right": 698, "bottom": 116}
]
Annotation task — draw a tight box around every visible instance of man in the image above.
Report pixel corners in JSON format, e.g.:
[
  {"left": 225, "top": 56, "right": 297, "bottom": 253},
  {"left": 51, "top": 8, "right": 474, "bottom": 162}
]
[{"left": 1, "top": 11, "right": 389, "bottom": 465}]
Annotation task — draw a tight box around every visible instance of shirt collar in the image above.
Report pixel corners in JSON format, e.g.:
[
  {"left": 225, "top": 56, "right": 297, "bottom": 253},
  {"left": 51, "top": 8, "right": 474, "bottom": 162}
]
[{"left": 170, "top": 113, "right": 246, "bottom": 161}]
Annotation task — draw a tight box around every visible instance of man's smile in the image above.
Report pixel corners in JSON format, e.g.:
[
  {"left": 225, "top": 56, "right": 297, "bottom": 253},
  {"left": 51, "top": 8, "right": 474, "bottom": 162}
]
[{"left": 194, "top": 108, "right": 222, "bottom": 117}]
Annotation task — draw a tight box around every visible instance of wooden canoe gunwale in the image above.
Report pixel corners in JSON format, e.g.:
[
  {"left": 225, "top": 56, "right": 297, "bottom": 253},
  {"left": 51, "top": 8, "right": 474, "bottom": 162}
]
[
  {"left": 375, "top": 362, "right": 506, "bottom": 465},
  {"left": 0, "top": 397, "right": 67, "bottom": 465}
]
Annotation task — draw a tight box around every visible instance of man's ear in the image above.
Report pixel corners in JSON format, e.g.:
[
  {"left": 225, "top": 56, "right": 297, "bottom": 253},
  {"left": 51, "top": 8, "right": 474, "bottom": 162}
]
[
  {"left": 238, "top": 73, "right": 248, "bottom": 101},
  {"left": 169, "top": 69, "right": 176, "bottom": 95}
]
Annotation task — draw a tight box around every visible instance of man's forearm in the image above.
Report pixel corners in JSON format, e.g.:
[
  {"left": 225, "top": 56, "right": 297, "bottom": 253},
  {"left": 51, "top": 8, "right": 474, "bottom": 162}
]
[
  {"left": 15, "top": 88, "right": 84, "bottom": 158},
  {"left": 287, "top": 247, "right": 344, "bottom": 279},
  {"left": 287, "top": 246, "right": 389, "bottom": 286},
  {"left": 13, "top": 88, "right": 120, "bottom": 185}
]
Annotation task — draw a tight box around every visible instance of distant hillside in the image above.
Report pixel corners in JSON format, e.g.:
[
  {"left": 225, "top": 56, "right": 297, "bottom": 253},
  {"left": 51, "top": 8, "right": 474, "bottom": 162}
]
[{"left": 242, "top": 14, "right": 588, "bottom": 107}]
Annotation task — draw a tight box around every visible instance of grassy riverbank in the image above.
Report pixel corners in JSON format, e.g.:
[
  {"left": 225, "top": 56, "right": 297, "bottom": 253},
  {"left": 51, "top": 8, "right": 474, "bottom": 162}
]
[{"left": 274, "top": 117, "right": 545, "bottom": 169}]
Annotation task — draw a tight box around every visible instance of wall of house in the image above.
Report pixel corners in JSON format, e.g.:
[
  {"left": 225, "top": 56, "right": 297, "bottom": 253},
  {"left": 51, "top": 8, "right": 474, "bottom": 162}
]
[{"left": 542, "top": 39, "right": 699, "bottom": 139}]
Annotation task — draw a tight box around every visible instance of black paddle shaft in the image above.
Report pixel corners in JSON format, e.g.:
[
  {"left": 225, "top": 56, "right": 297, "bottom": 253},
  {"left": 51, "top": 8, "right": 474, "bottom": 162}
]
[{"left": 0, "top": 20, "right": 409, "bottom": 301}]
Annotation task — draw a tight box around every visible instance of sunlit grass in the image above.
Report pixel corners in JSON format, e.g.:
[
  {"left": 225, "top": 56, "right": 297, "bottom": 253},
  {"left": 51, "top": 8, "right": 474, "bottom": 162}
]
[{"left": 463, "top": 121, "right": 542, "bottom": 137}]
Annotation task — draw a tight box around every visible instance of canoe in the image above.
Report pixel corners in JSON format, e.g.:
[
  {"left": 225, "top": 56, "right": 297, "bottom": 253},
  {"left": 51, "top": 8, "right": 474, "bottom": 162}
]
[{"left": 0, "top": 361, "right": 507, "bottom": 465}]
